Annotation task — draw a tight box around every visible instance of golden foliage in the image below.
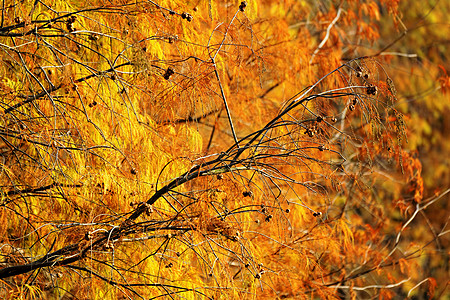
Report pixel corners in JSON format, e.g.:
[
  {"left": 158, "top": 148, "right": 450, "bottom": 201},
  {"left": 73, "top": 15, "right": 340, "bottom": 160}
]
[{"left": 0, "top": 0, "right": 447, "bottom": 299}]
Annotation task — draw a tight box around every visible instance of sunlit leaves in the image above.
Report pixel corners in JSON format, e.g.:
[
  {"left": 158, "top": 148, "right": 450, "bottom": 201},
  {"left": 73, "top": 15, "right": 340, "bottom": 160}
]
[{"left": 1, "top": 0, "right": 446, "bottom": 299}]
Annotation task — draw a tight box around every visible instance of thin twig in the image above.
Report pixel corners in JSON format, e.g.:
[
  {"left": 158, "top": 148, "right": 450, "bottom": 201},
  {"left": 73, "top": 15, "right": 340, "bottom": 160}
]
[{"left": 310, "top": 8, "right": 343, "bottom": 64}]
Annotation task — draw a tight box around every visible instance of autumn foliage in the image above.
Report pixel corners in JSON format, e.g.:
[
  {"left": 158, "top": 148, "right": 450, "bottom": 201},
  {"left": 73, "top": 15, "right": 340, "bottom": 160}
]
[{"left": 0, "top": 0, "right": 448, "bottom": 299}]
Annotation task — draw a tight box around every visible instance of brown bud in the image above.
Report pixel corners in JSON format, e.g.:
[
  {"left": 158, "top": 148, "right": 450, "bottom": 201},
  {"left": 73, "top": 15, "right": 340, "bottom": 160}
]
[
  {"left": 181, "top": 12, "right": 193, "bottom": 21},
  {"left": 239, "top": 1, "right": 248, "bottom": 12},
  {"left": 366, "top": 85, "right": 377, "bottom": 96},
  {"left": 67, "top": 15, "right": 77, "bottom": 24},
  {"left": 163, "top": 67, "right": 175, "bottom": 80},
  {"left": 66, "top": 23, "right": 74, "bottom": 32},
  {"left": 243, "top": 191, "right": 253, "bottom": 197},
  {"left": 84, "top": 231, "right": 93, "bottom": 240}
]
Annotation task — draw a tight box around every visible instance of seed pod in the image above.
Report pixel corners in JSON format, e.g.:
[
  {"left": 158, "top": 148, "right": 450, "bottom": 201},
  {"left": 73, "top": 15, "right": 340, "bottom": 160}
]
[
  {"left": 84, "top": 231, "right": 93, "bottom": 240},
  {"left": 163, "top": 67, "right": 175, "bottom": 80},
  {"left": 168, "top": 35, "right": 178, "bottom": 44},
  {"left": 67, "top": 15, "right": 77, "bottom": 24},
  {"left": 239, "top": 1, "right": 247, "bottom": 12},
  {"left": 243, "top": 190, "right": 253, "bottom": 197},
  {"left": 366, "top": 85, "right": 377, "bottom": 96},
  {"left": 66, "top": 23, "right": 74, "bottom": 32},
  {"left": 181, "top": 12, "right": 193, "bottom": 21},
  {"left": 145, "top": 203, "right": 154, "bottom": 215}
]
